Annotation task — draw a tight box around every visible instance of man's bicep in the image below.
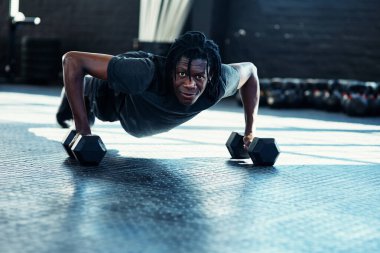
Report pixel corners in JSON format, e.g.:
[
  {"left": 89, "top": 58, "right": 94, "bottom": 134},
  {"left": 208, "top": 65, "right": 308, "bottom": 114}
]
[{"left": 62, "top": 51, "right": 113, "bottom": 80}]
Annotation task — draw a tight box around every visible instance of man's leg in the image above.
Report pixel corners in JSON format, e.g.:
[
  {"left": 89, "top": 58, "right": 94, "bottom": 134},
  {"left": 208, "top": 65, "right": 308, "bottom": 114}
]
[
  {"left": 83, "top": 75, "right": 121, "bottom": 123},
  {"left": 56, "top": 84, "right": 95, "bottom": 129},
  {"left": 56, "top": 88, "right": 72, "bottom": 128},
  {"left": 56, "top": 75, "right": 120, "bottom": 128}
]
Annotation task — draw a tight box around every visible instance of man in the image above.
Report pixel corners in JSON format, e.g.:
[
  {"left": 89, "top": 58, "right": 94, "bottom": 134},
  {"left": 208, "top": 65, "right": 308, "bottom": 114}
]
[{"left": 56, "top": 31, "right": 259, "bottom": 149}]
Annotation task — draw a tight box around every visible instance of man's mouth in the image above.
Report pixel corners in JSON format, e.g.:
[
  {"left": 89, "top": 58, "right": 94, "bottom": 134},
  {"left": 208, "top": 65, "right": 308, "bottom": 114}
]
[{"left": 179, "top": 91, "right": 198, "bottom": 99}]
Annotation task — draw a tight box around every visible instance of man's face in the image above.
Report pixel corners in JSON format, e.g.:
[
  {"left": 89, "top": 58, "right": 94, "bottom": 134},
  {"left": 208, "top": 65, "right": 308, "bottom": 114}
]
[{"left": 173, "top": 57, "right": 209, "bottom": 106}]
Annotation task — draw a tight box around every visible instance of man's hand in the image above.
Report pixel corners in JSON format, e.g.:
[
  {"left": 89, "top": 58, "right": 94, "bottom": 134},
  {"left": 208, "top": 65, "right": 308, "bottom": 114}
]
[{"left": 243, "top": 133, "right": 254, "bottom": 150}]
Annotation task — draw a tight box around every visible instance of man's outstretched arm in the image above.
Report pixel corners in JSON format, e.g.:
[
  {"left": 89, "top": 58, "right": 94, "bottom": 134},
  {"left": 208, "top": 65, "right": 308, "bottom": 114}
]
[
  {"left": 229, "top": 62, "right": 260, "bottom": 147},
  {"left": 62, "top": 51, "right": 113, "bottom": 135}
]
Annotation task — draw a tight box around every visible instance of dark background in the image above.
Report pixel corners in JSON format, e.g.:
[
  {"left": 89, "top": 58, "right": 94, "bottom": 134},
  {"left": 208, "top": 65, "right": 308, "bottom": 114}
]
[{"left": 0, "top": 0, "right": 379, "bottom": 82}]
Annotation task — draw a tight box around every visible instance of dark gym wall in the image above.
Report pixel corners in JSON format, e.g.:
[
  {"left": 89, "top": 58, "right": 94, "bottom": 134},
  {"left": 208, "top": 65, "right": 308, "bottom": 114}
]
[
  {"left": 18, "top": 0, "right": 140, "bottom": 53},
  {"left": 0, "top": 0, "right": 9, "bottom": 72},
  {"left": 222, "top": 0, "right": 380, "bottom": 81},
  {"left": 0, "top": 0, "right": 139, "bottom": 78},
  {"left": 187, "top": 0, "right": 230, "bottom": 60},
  {"left": 1, "top": 0, "right": 380, "bottom": 82}
]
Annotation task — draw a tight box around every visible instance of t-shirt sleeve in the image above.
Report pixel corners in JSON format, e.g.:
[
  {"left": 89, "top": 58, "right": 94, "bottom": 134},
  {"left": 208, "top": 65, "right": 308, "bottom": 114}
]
[
  {"left": 107, "top": 55, "right": 156, "bottom": 94},
  {"left": 219, "top": 64, "right": 240, "bottom": 99}
]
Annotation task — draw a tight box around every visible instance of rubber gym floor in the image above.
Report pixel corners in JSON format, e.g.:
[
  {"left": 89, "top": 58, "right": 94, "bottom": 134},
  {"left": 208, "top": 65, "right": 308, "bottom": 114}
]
[{"left": 1, "top": 83, "right": 380, "bottom": 253}]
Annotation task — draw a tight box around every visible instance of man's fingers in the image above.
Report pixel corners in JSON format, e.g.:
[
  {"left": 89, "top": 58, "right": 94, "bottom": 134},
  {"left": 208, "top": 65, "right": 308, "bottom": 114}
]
[
  {"left": 243, "top": 134, "right": 254, "bottom": 150},
  {"left": 243, "top": 142, "right": 251, "bottom": 150}
]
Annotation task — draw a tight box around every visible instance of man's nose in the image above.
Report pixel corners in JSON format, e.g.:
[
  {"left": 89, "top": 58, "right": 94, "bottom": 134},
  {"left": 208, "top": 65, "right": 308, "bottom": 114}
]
[{"left": 184, "top": 77, "right": 196, "bottom": 88}]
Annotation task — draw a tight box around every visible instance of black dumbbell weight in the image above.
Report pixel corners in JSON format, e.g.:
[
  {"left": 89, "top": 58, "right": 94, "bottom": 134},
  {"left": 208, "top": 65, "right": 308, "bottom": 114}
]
[
  {"left": 365, "top": 81, "right": 380, "bottom": 116},
  {"left": 340, "top": 79, "right": 351, "bottom": 113},
  {"left": 62, "top": 129, "right": 77, "bottom": 158},
  {"left": 344, "top": 80, "right": 369, "bottom": 116},
  {"left": 226, "top": 132, "right": 280, "bottom": 166},
  {"left": 312, "top": 79, "right": 329, "bottom": 109},
  {"left": 247, "top": 138, "right": 280, "bottom": 166},
  {"left": 62, "top": 130, "right": 107, "bottom": 165},
  {"left": 226, "top": 132, "right": 250, "bottom": 159},
  {"left": 266, "top": 78, "right": 285, "bottom": 108},
  {"left": 322, "top": 79, "right": 342, "bottom": 111},
  {"left": 259, "top": 78, "right": 270, "bottom": 106},
  {"left": 282, "top": 78, "right": 304, "bottom": 108},
  {"left": 303, "top": 78, "right": 316, "bottom": 107}
]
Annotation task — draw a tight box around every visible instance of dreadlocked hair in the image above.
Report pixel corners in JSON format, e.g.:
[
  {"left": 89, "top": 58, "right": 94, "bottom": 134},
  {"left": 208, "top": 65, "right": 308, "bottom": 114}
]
[{"left": 165, "top": 31, "right": 222, "bottom": 99}]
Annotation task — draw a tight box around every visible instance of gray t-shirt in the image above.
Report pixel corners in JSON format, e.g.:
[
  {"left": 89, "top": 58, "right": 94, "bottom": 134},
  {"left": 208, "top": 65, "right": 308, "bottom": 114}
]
[{"left": 107, "top": 51, "right": 240, "bottom": 137}]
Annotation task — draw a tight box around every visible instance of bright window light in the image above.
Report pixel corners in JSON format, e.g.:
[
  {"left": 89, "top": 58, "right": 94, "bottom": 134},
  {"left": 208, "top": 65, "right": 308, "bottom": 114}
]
[{"left": 9, "top": 0, "right": 19, "bottom": 17}]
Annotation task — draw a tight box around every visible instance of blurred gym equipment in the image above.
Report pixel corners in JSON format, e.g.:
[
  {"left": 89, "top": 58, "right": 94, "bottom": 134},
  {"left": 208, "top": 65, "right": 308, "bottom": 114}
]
[{"left": 5, "top": 0, "right": 41, "bottom": 82}]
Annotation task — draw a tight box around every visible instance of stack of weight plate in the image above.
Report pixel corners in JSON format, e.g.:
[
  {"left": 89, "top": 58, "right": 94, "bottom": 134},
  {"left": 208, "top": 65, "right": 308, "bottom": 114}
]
[{"left": 235, "top": 78, "right": 380, "bottom": 117}]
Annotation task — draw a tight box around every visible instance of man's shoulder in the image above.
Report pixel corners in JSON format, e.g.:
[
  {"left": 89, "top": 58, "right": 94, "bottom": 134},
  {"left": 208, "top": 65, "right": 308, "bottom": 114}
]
[
  {"left": 214, "top": 63, "right": 240, "bottom": 99},
  {"left": 116, "top": 51, "right": 166, "bottom": 61},
  {"left": 116, "top": 50, "right": 151, "bottom": 58},
  {"left": 220, "top": 64, "right": 239, "bottom": 82},
  {"left": 115, "top": 51, "right": 167, "bottom": 73}
]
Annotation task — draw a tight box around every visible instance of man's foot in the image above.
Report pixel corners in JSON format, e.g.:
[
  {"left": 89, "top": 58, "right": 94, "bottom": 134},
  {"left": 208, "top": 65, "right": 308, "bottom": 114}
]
[
  {"left": 56, "top": 88, "right": 73, "bottom": 128},
  {"left": 85, "top": 97, "right": 95, "bottom": 127}
]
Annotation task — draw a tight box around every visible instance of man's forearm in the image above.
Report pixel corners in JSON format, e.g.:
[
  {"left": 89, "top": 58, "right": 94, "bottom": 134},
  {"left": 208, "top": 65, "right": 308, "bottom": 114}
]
[
  {"left": 239, "top": 72, "right": 260, "bottom": 137},
  {"left": 62, "top": 53, "right": 91, "bottom": 135}
]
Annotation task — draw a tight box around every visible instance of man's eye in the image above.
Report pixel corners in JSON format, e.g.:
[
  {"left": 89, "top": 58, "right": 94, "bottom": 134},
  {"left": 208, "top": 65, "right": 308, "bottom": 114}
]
[
  {"left": 178, "top": 72, "right": 186, "bottom": 77},
  {"left": 196, "top": 75, "right": 205, "bottom": 80}
]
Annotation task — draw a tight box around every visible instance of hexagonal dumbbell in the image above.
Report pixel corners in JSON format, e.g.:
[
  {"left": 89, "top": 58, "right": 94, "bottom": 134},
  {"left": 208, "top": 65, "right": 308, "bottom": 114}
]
[
  {"left": 62, "top": 129, "right": 77, "bottom": 159},
  {"left": 62, "top": 129, "right": 107, "bottom": 166},
  {"left": 226, "top": 132, "right": 280, "bottom": 166},
  {"left": 225, "top": 132, "right": 250, "bottom": 159},
  {"left": 247, "top": 138, "right": 280, "bottom": 166}
]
